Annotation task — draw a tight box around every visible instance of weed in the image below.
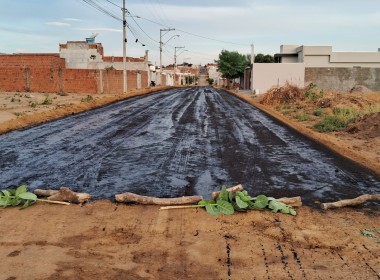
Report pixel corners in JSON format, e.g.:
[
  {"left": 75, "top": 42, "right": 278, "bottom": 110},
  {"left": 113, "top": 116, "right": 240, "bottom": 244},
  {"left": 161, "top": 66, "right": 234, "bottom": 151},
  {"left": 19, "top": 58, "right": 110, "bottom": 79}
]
[
  {"left": 105, "top": 65, "right": 116, "bottom": 70},
  {"left": 29, "top": 101, "right": 38, "bottom": 108},
  {"left": 305, "top": 83, "right": 324, "bottom": 101},
  {"left": 14, "top": 112, "right": 25, "bottom": 117},
  {"left": 41, "top": 95, "right": 52, "bottom": 105},
  {"left": 294, "top": 114, "right": 310, "bottom": 122},
  {"left": 24, "top": 94, "right": 31, "bottom": 98},
  {"left": 313, "top": 108, "right": 324, "bottom": 116},
  {"left": 81, "top": 95, "right": 94, "bottom": 102},
  {"left": 314, "top": 107, "right": 358, "bottom": 132},
  {"left": 11, "top": 97, "right": 15, "bottom": 102}
]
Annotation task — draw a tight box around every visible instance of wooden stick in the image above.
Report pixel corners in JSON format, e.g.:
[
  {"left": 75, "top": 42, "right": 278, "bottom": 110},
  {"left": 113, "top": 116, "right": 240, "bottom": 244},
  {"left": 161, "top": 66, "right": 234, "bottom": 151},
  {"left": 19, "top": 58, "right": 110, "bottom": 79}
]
[
  {"left": 277, "top": 196, "right": 302, "bottom": 207},
  {"left": 36, "top": 198, "right": 71, "bottom": 205},
  {"left": 211, "top": 184, "right": 244, "bottom": 200},
  {"left": 321, "top": 194, "right": 380, "bottom": 210},
  {"left": 160, "top": 205, "right": 204, "bottom": 210},
  {"left": 115, "top": 192, "right": 203, "bottom": 205},
  {"left": 34, "top": 189, "right": 59, "bottom": 197}
]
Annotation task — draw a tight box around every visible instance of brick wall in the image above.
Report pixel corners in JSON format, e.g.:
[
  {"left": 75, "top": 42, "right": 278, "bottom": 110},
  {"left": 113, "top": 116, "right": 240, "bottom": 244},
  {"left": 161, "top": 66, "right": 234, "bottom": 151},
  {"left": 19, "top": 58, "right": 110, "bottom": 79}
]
[{"left": 0, "top": 54, "right": 149, "bottom": 94}]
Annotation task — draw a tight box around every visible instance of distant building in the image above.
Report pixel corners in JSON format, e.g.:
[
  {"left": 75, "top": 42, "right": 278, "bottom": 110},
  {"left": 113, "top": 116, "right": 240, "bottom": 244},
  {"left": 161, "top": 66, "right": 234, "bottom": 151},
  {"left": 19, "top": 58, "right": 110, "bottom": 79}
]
[{"left": 250, "top": 45, "right": 380, "bottom": 93}]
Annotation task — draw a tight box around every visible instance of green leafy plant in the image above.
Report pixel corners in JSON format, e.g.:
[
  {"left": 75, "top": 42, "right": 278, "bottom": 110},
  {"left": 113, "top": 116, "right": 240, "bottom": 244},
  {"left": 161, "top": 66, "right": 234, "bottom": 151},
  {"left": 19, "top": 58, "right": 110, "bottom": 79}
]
[
  {"left": 197, "top": 186, "right": 296, "bottom": 216},
  {"left": 313, "top": 108, "right": 323, "bottom": 116},
  {"left": 294, "top": 114, "right": 309, "bottom": 122},
  {"left": 0, "top": 185, "right": 69, "bottom": 209}
]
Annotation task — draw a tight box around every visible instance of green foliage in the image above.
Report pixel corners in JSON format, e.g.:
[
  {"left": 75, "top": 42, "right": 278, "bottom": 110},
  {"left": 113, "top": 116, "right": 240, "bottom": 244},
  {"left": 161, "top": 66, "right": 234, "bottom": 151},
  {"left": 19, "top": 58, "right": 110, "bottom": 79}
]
[
  {"left": 304, "top": 83, "right": 324, "bottom": 101},
  {"left": 314, "top": 107, "right": 358, "bottom": 132},
  {"left": 41, "top": 95, "right": 52, "bottom": 105},
  {"left": 294, "top": 114, "right": 310, "bottom": 122},
  {"left": 81, "top": 95, "right": 94, "bottom": 102},
  {"left": 254, "top": 53, "right": 274, "bottom": 63},
  {"left": 197, "top": 187, "right": 296, "bottom": 216},
  {"left": 215, "top": 50, "right": 250, "bottom": 80},
  {"left": 0, "top": 185, "right": 37, "bottom": 209},
  {"left": 206, "top": 78, "right": 214, "bottom": 85},
  {"left": 313, "top": 108, "right": 323, "bottom": 116},
  {"left": 105, "top": 65, "right": 115, "bottom": 70}
]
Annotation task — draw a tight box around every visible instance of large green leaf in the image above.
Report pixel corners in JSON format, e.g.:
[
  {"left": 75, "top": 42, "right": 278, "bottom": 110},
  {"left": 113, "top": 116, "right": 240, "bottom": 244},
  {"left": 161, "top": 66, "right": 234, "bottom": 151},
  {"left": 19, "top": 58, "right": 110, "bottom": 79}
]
[
  {"left": 1, "top": 190, "right": 11, "bottom": 197},
  {"left": 218, "top": 186, "right": 229, "bottom": 202},
  {"left": 232, "top": 201, "right": 247, "bottom": 212},
  {"left": 16, "top": 185, "right": 28, "bottom": 196},
  {"left": 253, "top": 195, "right": 269, "bottom": 209},
  {"left": 216, "top": 200, "right": 234, "bottom": 215},
  {"left": 18, "top": 192, "right": 37, "bottom": 201},
  {"left": 205, "top": 204, "right": 220, "bottom": 216},
  {"left": 236, "top": 191, "right": 252, "bottom": 202},
  {"left": 236, "top": 196, "right": 248, "bottom": 209},
  {"left": 198, "top": 200, "right": 215, "bottom": 206},
  {"left": 268, "top": 200, "right": 296, "bottom": 215}
]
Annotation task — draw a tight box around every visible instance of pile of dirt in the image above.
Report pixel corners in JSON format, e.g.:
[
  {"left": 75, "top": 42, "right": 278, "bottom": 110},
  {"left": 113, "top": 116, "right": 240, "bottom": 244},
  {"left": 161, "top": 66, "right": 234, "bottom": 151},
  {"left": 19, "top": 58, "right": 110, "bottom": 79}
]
[
  {"left": 261, "top": 83, "right": 306, "bottom": 105},
  {"left": 346, "top": 112, "right": 380, "bottom": 138},
  {"left": 350, "top": 85, "right": 372, "bottom": 94}
]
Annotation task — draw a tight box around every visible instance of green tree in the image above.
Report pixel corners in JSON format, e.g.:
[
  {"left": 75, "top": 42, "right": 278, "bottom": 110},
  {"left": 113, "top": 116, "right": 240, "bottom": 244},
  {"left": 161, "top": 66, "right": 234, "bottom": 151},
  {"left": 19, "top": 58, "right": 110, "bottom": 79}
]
[
  {"left": 215, "top": 50, "right": 250, "bottom": 84},
  {"left": 254, "top": 53, "right": 274, "bottom": 63},
  {"left": 206, "top": 78, "right": 214, "bottom": 85}
]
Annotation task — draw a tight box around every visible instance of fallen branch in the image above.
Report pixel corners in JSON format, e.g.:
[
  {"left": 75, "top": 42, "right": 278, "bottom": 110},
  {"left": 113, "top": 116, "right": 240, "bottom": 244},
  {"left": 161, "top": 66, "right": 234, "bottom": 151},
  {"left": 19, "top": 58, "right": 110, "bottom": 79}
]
[
  {"left": 321, "top": 194, "right": 380, "bottom": 210},
  {"left": 35, "top": 187, "right": 93, "bottom": 204},
  {"left": 211, "top": 184, "right": 243, "bottom": 200},
  {"left": 277, "top": 196, "right": 302, "bottom": 207},
  {"left": 115, "top": 192, "right": 203, "bottom": 205},
  {"left": 160, "top": 196, "right": 302, "bottom": 211}
]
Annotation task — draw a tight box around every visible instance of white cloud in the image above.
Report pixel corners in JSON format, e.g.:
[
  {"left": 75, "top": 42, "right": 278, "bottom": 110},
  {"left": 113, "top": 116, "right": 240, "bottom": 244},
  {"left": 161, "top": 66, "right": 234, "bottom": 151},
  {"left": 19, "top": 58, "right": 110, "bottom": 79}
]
[
  {"left": 45, "top": 22, "right": 70, "bottom": 27},
  {"left": 77, "top": 27, "right": 122, "bottom": 33},
  {"left": 63, "top": 18, "right": 83, "bottom": 22}
]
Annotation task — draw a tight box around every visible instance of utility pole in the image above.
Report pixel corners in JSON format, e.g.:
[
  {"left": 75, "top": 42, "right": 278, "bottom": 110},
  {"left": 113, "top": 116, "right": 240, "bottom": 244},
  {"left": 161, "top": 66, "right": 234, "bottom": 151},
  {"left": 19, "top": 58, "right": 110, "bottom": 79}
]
[
  {"left": 122, "top": 0, "right": 127, "bottom": 93},
  {"left": 159, "top": 28, "right": 175, "bottom": 85},
  {"left": 174, "top": 46, "right": 184, "bottom": 85}
]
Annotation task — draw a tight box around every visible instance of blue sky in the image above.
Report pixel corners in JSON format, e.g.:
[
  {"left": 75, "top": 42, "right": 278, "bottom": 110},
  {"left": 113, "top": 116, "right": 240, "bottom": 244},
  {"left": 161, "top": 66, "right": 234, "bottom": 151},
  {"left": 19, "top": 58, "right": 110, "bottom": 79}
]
[{"left": 0, "top": 0, "right": 379, "bottom": 65}]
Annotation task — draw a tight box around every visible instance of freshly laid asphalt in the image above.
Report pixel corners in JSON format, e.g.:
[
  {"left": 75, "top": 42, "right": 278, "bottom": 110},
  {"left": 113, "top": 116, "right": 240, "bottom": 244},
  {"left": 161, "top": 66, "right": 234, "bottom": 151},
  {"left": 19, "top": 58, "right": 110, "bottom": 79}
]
[{"left": 0, "top": 87, "right": 379, "bottom": 205}]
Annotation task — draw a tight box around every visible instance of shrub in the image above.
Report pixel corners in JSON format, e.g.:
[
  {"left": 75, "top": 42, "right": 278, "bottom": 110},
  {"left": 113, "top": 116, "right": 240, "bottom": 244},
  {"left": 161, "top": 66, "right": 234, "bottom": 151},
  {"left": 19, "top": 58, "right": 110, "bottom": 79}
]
[
  {"left": 81, "top": 95, "right": 94, "bottom": 102},
  {"left": 313, "top": 108, "right": 323, "bottom": 116},
  {"left": 294, "top": 114, "right": 309, "bottom": 122}
]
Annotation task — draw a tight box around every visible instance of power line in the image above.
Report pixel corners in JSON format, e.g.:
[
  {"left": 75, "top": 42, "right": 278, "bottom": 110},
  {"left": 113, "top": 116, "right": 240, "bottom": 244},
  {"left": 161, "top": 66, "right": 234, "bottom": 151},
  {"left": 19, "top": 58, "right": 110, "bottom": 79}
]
[
  {"left": 130, "top": 13, "right": 250, "bottom": 47},
  {"left": 80, "top": 0, "right": 122, "bottom": 22}
]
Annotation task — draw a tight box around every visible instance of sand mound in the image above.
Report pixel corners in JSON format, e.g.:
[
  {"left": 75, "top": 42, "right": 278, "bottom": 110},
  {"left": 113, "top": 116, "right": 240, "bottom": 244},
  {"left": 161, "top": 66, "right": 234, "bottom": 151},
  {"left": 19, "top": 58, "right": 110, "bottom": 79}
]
[{"left": 346, "top": 112, "right": 380, "bottom": 138}]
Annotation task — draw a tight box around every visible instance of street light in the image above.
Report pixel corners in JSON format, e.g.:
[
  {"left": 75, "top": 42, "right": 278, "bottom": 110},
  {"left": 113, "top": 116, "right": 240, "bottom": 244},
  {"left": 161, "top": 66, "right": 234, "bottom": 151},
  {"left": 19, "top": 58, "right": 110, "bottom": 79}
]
[{"left": 159, "top": 28, "right": 175, "bottom": 85}]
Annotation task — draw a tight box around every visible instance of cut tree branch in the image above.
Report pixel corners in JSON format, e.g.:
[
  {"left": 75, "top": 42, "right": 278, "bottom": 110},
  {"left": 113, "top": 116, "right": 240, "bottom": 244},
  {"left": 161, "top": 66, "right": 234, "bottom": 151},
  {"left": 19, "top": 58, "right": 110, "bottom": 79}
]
[
  {"left": 115, "top": 192, "right": 203, "bottom": 205},
  {"left": 211, "top": 184, "right": 243, "bottom": 199},
  {"left": 321, "top": 194, "right": 380, "bottom": 210},
  {"left": 34, "top": 187, "right": 93, "bottom": 204}
]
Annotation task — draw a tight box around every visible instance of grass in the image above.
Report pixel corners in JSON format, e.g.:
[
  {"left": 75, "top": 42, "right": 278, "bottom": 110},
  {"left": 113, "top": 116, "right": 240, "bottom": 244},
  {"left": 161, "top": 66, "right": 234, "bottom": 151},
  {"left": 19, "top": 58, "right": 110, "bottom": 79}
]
[
  {"left": 294, "top": 114, "right": 310, "bottom": 122},
  {"left": 314, "top": 107, "right": 358, "bottom": 132},
  {"left": 41, "top": 95, "right": 52, "bottom": 105},
  {"left": 313, "top": 108, "right": 324, "bottom": 116},
  {"left": 81, "top": 95, "right": 94, "bottom": 102}
]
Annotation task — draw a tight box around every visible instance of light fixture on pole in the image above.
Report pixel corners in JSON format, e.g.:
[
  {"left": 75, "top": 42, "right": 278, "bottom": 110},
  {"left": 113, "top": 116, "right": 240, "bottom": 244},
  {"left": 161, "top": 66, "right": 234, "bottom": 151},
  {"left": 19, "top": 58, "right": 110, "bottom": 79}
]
[{"left": 159, "top": 28, "right": 175, "bottom": 85}]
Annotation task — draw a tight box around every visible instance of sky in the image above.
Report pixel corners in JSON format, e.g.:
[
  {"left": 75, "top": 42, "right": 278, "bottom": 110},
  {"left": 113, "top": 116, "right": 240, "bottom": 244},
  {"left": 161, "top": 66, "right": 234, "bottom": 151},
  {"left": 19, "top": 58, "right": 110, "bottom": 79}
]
[{"left": 0, "top": 0, "right": 379, "bottom": 66}]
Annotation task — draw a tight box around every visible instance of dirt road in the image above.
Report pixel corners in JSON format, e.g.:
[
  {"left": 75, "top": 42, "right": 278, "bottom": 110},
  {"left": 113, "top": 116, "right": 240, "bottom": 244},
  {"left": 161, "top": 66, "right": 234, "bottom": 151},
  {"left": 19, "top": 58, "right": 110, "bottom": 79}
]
[{"left": 0, "top": 87, "right": 379, "bottom": 205}]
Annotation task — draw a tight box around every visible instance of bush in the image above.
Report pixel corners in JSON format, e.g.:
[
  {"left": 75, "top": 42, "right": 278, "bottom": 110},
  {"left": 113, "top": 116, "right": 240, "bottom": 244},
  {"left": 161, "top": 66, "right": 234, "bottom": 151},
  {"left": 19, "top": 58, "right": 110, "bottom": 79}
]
[
  {"left": 313, "top": 108, "right": 323, "bottom": 116},
  {"left": 41, "top": 95, "right": 52, "bottom": 105},
  {"left": 294, "top": 114, "right": 309, "bottom": 122},
  {"left": 81, "top": 95, "right": 94, "bottom": 102}
]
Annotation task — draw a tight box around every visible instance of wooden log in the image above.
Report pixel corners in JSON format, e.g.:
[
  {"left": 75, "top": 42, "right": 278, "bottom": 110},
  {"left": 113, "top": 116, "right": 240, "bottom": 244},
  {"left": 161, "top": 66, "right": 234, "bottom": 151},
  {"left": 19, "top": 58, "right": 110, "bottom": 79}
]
[
  {"left": 115, "top": 192, "right": 203, "bottom": 205},
  {"left": 211, "top": 184, "right": 244, "bottom": 200},
  {"left": 321, "top": 194, "right": 380, "bottom": 210},
  {"left": 34, "top": 189, "right": 59, "bottom": 197},
  {"left": 45, "top": 187, "right": 93, "bottom": 204},
  {"left": 277, "top": 196, "right": 302, "bottom": 207}
]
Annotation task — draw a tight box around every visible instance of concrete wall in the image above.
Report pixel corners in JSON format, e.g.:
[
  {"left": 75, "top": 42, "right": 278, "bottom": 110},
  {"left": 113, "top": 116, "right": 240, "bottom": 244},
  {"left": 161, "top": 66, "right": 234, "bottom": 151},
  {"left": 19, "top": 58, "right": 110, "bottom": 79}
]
[
  {"left": 305, "top": 67, "right": 380, "bottom": 92},
  {"left": 251, "top": 63, "right": 305, "bottom": 94}
]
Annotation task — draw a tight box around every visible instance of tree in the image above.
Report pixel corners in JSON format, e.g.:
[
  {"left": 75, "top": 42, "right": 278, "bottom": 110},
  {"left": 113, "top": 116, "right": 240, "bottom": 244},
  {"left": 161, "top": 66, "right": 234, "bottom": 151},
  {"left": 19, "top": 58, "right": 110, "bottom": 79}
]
[
  {"left": 254, "top": 53, "right": 274, "bottom": 63},
  {"left": 215, "top": 50, "right": 250, "bottom": 82},
  {"left": 206, "top": 78, "right": 214, "bottom": 85}
]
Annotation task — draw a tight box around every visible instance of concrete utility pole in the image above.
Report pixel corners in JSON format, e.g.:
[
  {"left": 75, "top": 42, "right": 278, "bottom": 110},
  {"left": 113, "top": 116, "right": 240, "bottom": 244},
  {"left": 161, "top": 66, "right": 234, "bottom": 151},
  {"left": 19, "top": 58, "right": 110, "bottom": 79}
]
[
  {"left": 174, "top": 46, "right": 184, "bottom": 85},
  {"left": 159, "top": 28, "right": 175, "bottom": 85},
  {"left": 122, "top": 0, "right": 127, "bottom": 93}
]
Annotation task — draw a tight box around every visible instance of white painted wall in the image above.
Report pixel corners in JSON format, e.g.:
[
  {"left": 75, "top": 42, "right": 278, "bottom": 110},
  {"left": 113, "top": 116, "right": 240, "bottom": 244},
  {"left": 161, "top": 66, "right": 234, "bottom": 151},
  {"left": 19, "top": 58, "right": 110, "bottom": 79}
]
[{"left": 251, "top": 63, "right": 305, "bottom": 94}]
